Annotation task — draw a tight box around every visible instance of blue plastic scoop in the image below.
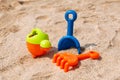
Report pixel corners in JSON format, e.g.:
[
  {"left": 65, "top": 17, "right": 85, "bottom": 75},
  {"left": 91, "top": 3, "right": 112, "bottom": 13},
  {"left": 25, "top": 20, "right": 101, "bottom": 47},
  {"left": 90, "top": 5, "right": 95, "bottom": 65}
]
[{"left": 58, "top": 10, "right": 81, "bottom": 54}]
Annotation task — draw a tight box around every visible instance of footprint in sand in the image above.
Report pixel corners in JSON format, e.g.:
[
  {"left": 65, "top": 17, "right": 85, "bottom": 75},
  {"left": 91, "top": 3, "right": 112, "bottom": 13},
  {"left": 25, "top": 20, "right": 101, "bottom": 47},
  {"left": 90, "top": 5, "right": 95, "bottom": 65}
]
[
  {"left": 115, "top": 76, "right": 120, "bottom": 80},
  {"left": 102, "top": 0, "right": 120, "bottom": 4},
  {"left": 8, "top": 25, "right": 20, "bottom": 33},
  {"left": 0, "top": 25, "right": 20, "bottom": 37},
  {"left": 0, "top": 13, "right": 20, "bottom": 37},
  {"left": 31, "top": 72, "right": 52, "bottom": 80},
  {"left": 36, "top": 15, "right": 49, "bottom": 20},
  {"left": 54, "top": 20, "right": 64, "bottom": 25},
  {"left": 1, "top": 55, "right": 31, "bottom": 72},
  {"left": 112, "top": 29, "right": 120, "bottom": 47},
  {"left": 19, "top": 55, "right": 32, "bottom": 64},
  {"left": 56, "top": 6, "right": 80, "bottom": 12},
  {"left": 40, "top": 4, "right": 52, "bottom": 9}
]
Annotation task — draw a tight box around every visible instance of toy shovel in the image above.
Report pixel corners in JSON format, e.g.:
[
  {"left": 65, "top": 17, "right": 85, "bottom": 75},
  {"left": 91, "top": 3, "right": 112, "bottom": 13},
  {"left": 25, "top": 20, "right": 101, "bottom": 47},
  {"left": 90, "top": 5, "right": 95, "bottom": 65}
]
[{"left": 58, "top": 10, "right": 81, "bottom": 54}]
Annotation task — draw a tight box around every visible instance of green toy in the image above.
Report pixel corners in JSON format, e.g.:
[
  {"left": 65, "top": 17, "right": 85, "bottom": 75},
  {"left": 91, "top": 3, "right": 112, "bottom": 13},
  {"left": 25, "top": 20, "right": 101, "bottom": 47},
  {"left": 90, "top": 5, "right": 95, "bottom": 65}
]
[
  {"left": 26, "top": 28, "right": 51, "bottom": 48},
  {"left": 26, "top": 28, "right": 51, "bottom": 58}
]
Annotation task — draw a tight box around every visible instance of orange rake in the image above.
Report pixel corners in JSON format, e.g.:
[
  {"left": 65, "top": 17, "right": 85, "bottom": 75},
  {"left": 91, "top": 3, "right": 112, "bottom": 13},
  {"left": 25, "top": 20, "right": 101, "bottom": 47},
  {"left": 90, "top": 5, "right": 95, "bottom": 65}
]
[{"left": 53, "top": 51, "right": 100, "bottom": 72}]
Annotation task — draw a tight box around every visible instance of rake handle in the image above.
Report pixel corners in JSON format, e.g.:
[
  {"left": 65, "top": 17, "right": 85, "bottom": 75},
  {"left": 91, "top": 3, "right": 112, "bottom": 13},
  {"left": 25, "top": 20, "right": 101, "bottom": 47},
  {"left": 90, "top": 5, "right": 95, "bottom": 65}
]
[
  {"left": 77, "top": 51, "right": 100, "bottom": 60},
  {"left": 65, "top": 10, "right": 77, "bottom": 36}
]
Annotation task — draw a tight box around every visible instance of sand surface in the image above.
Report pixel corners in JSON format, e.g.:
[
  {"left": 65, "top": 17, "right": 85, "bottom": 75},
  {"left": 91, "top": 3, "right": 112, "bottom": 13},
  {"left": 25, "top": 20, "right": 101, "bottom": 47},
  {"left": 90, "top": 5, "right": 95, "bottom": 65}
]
[{"left": 0, "top": 0, "right": 120, "bottom": 80}]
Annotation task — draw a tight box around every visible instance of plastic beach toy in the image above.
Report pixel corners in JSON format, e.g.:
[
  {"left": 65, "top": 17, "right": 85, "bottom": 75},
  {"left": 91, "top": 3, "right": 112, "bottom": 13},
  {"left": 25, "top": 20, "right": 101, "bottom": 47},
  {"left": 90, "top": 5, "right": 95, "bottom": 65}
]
[
  {"left": 58, "top": 10, "right": 81, "bottom": 54},
  {"left": 53, "top": 51, "right": 100, "bottom": 72},
  {"left": 26, "top": 28, "right": 51, "bottom": 58}
]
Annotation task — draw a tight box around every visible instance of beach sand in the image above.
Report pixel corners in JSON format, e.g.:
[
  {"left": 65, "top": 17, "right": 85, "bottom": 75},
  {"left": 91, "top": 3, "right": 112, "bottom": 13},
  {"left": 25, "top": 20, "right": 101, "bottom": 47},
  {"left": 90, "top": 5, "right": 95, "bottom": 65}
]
[{"left": 0, "top": 0, "right": 120, "bottom": 80}]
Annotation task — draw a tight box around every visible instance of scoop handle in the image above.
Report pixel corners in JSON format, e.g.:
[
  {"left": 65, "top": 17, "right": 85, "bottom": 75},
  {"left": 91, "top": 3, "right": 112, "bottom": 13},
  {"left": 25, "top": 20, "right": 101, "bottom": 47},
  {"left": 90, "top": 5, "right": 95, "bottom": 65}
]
[
  {"left": 77, "top": 51, "right": 100, "bottom": 60},
  {"left": 65, "top": 10, "right": 77, "bottom": 36}
]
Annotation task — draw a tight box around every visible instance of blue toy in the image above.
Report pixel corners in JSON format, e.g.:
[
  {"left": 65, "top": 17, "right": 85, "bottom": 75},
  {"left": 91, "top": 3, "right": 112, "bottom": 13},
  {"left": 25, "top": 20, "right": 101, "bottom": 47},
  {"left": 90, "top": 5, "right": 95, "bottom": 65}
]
[{"left": 58, "top": 10, "right": 81, "bottom": 54}]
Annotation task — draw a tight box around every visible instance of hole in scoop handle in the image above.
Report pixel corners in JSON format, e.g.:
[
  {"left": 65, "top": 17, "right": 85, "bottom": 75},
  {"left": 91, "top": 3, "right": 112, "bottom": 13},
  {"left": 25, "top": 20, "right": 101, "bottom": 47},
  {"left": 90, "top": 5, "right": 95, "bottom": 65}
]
[
  {"left": 65, "top": 10, "right": 77, "bottom": 36},
  {"left": 65, "top": 10, "right": 77, "bottom": 22}
]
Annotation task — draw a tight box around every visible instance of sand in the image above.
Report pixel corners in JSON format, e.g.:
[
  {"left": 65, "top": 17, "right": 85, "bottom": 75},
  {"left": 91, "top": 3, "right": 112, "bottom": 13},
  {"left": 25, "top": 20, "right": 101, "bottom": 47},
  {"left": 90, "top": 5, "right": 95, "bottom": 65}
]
[{"left": 0, "top": 0, "right": 120, "bottom": 80}]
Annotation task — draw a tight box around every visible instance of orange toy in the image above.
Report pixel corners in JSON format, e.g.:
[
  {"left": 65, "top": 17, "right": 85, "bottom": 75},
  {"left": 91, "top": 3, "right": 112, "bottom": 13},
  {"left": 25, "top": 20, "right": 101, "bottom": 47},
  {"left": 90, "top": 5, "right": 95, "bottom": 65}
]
[
  {"left": 53, "top": 51, "right": 100, "bottom": 72},
  {"left": 26, "top": 28, "right": 51, "bottom": 58},
  {"left": 27, "top": 42, "right": 51, "bottom": 58}
]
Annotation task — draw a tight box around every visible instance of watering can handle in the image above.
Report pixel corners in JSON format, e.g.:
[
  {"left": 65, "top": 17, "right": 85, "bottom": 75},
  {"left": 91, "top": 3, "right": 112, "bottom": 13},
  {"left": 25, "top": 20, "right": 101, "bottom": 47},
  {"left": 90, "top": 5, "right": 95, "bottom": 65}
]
[{"left": 65, "top": 10, "right": 77, "bottom": 36}]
